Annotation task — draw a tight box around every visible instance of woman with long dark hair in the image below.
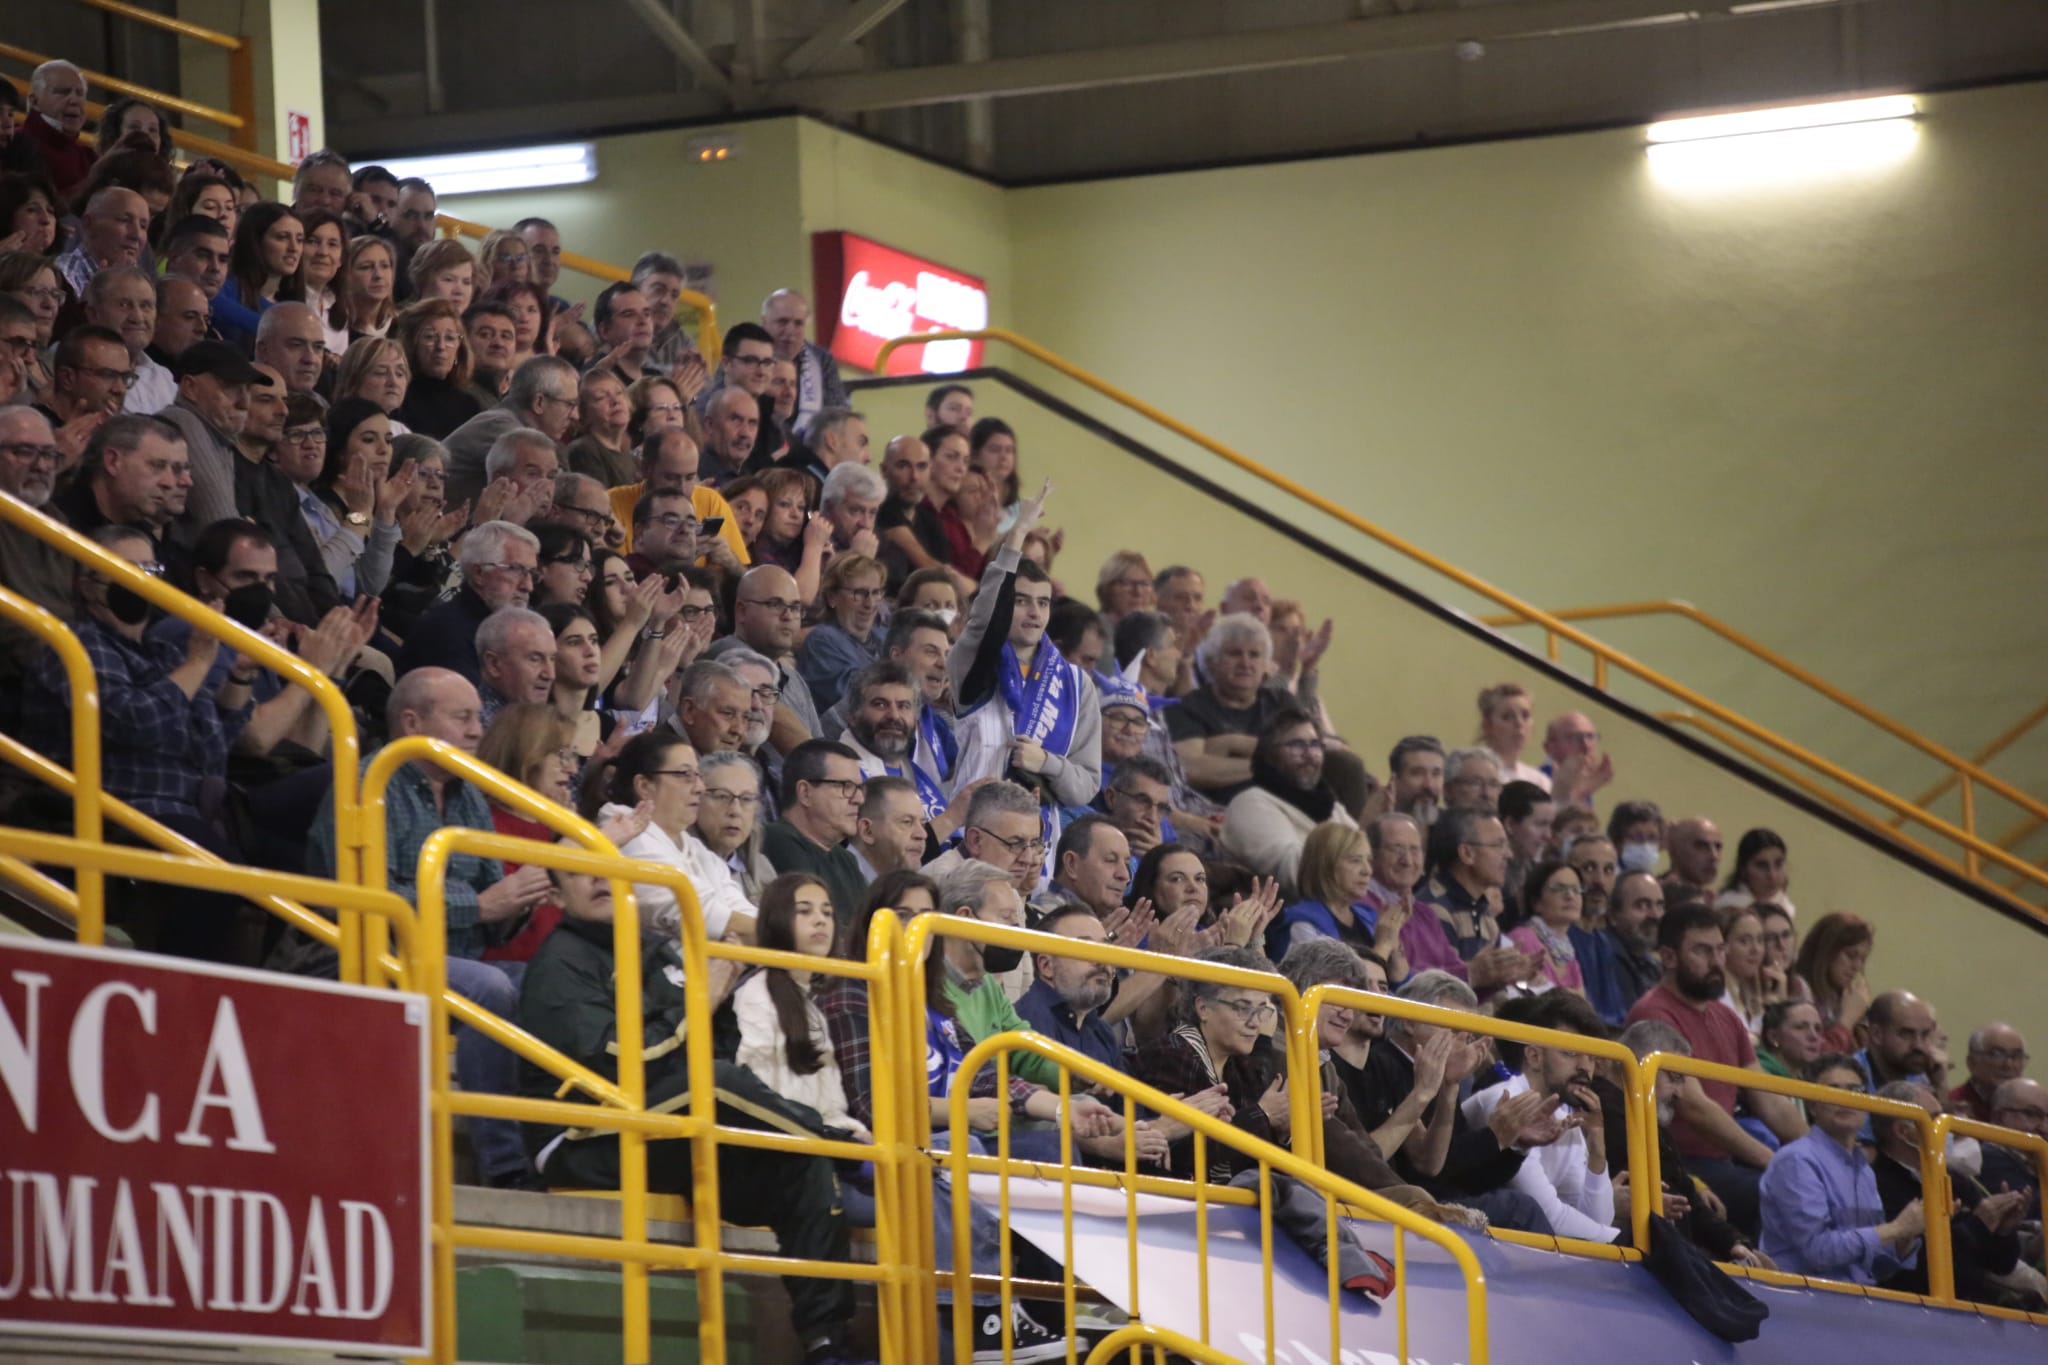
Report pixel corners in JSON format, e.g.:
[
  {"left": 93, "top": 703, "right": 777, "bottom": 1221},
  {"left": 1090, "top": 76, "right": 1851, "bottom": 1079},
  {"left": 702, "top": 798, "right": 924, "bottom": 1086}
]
[
  {"left": 226, "top": 202, "right": 303, "bottom": 311},
  {"left": 732, "top": 872, "right": 869, "bottom": 1139}
]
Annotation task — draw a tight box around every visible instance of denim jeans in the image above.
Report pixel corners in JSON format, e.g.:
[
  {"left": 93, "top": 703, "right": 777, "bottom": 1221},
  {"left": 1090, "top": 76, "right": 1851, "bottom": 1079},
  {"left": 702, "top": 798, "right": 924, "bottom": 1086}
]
[
  {"left": 843, "top": 1131, "right": 1003, "bottom": 1308},
  {"left": 446, "top": 957, "right": 528, "bottom": 1182}
]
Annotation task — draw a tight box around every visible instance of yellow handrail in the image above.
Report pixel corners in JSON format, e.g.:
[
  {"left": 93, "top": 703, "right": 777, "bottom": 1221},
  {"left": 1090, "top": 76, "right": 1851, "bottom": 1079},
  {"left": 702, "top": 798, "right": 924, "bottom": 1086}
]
[
  {"left": 68, "top": 0, "right": 245, "bottom": 50},
  {"left": 870, "top": 329, "right": 2048, "bottom": 921},
  {"left": 0, "top": 40, "right": 246, "bottom": 133},
  {"left": 1909, "top": 697, "right": 2048, "bottom": 820},
  {"left": 0, "top": 585, "right": 102, "bottom": 936},
  {"left": 1635, "top": 1052, "right": 1954, "bottom": 1301},
  {"left": 948, "top": 1030, "right": 1491, "bottom": 1365},
  {"left": 1480, "top": 599, "right": 2048, "bottom": 834}
]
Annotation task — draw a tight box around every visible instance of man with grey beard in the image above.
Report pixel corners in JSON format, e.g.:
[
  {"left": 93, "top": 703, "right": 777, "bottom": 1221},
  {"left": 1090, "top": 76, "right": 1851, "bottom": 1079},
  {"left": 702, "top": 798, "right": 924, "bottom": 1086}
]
[{"left": 719, "top": 646, "right": 786, "bottom": 825}]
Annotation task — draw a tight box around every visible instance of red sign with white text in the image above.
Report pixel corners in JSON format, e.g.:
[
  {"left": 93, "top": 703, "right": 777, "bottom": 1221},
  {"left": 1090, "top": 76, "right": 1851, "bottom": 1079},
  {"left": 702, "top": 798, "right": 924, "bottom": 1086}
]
[
  {"left": 0, "top": 938, "right": 430, "bottom": 1355},
  {"left": 813, "top": 231, "right": 988, "bottom": 376},
  {"left": 286, "top": 110, "right": 313, "bottom": 166}
]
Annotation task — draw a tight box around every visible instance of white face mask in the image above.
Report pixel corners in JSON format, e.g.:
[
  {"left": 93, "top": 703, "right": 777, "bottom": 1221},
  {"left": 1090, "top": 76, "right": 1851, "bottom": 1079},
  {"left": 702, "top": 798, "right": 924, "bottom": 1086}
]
[
  {"left": 1619, "top": 841, "right": 1661, "bottom": 875},
  {"left": 933, "top": 606, "right": 958, "bottom": 627},
  {"left": 1947, "top": 1133, "right": 1984, "bottom": 1177}
]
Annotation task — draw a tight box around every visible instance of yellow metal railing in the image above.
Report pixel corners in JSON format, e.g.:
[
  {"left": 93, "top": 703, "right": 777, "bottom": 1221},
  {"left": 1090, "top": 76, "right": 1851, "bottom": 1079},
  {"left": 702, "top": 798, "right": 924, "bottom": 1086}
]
[
  {"left": 873, "top": 329, "right": 2048, "bottom": 921},
  {"left": 1481, "top": 600, "right": 2048, "bottom": 851},
  {"left": 0, "top": 39, "right": 252, "bottom": 145},
  {"left": 946, "top": 1031, "right": 1491, "bottom": 1365},
  {"left": 1636, "top": 1052, "right": 1954, "bottom": 1300}
]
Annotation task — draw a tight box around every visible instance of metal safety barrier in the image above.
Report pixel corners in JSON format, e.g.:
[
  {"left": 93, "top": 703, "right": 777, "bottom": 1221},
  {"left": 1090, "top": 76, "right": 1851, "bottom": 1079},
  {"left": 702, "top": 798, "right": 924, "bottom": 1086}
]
[{"left": 871, "top": 329, "right": 2048, "bottom": 922}]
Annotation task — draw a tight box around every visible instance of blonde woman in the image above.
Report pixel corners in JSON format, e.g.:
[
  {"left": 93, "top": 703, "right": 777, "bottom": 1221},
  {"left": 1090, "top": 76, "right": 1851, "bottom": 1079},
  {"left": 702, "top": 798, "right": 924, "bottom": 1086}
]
[
  {"left": 334, "top": 335, "right": 413, "bottom": 436},
  {"left": 1476, "top": 682, "right": 1548, "bottom": 790},
  {"left": 337, "top": 235, "right": 399, "bottom": 341},
  {"left": 473, "top": 228, "right": 530, "bottom": 298}
]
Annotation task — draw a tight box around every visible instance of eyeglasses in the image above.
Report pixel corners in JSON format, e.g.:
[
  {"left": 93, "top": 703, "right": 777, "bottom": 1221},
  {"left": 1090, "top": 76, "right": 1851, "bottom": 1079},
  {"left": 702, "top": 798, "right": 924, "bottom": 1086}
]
[
  {"left": 0, "top": 335, "right": 37, "bottom": 355},
  {"left": 1103, "top": 712, "right": 1149, "bottom": 733},
  {"left": 558, "top": 505, "right": 610, "bottom": 527},
  {"left": 1544, "top": 883, "right": 1584, "bottom": 898},
  {"left": 741, "top": 597, "right": 803, "bottom": 617},
  {"left": 646, "top": 401, "right": 685, "bottom": 417},
  {"left": 538, "top": 393, "right": 580, "bottom": 410},
  {"left": 701, "top": 788, "right": 761, "bottom": 810},
  {"left": 1975, "top": 1048, "right": 2030, "bottom": 1065},
  {"left": 834, "top": 586, "right": 884, "bottom": 603},
  {"left": 1209, "top": 997, "right": 1278, "bottom": 1024},
  {"left": 1460, "top": 839, "right": 1509, "bottom": 851},
  {"left": 806, "top": 777, "right": 865, "bottom": 800},
  {"left": 19, "top": 286, "right": 63, "bottom": 303},
  {"left": 0, "top": 441, "right": 60, "bottom": 466},
  {"left": 283, "top": 427, "right": 326, "bottom": 446},
  {"left": 482, "top": 562, "right": 536, "bottom": 582},
  {"left": 747, "top": 684, "right": 780, "bottom": 705},
  {"left": 972, "top": 826, "right": 1046, "bottom": 858},
  {"left": 678, "top": 604, "right": 717, "bottom": 621},
  {"left": 1114, "top": 791, "right": 1167, "bottom": 816},
  {"left": 545, "top": 555, "right": 594, "bottom": 573},
  {"left": 74, "top": 365, "right": 138, "bottom": 386},
  {"left": 651, "top": 767, "right": 704, "bottom": 785},
  {"left": 731, "top": 354, "right": 775, "bottom": 369}
]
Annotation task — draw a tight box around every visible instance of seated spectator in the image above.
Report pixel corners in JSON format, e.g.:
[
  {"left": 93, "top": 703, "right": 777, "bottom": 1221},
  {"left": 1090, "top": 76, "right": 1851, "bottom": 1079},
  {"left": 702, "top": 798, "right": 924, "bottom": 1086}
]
[
  {"left": 792, "top": 406, "right": 868, "bottom": 482},
  {"left": 336, "top": 336, "right": 413, "bottom": 438},
  {"left": 1564, "top": 832, "right": 1618, "bottom": 928},
  {"left": 1418, "top": 807, "right": 1534, "bottom": 993},
  {"left": 946, "top": 486, "right": 1099, "bottom": 832},
  {"left": 78, "top": 265, "right": 171, "bottom": 416},
  {"left": 588, "top": 280, "right": 659, "bottom": 384},
  {"left": 1475, "top": 682, "right": 1547, "bottom": 788},
  {"left": 1952, "top": 1024, "right": 2030, "bottom": 1123},
  {"left": 709, "top": 564, "right": 823, "bottom": 734},
  {"left": 1094, "top": 753, "right": 1178, "bottom": 867},
  {"left": 517, "top": 849, "right": 872, "bottom": 1364},
  {"left": 728, "top": 871, "right": 931, "bottom": 1276},
  {"left": 475, "top": 606, "right": 555, "bottom": 723},
  {"left": 252, "top": 301, "right": 328, "bottom": 398},
  {"left": 1385, "top": 735, "right": 1446, "bottom": 830},
  {"left": 48, "top": 412, "right": 187, "bottom": 559},
  {"left": 1757, "top": 999, "right": 1828, "bottom": 1081},
  {"left": 1720, "top": 822, "right": 1802, "bottom": 916},
  {"left": 599, "top": 732, "right": 757, "bottom": 943},
  {"left": 761, "top": 739, "right": 868, "bottom": 927},
  {"left": 1855, "top": 991, "right": 1940, "bottom": 1103},
  {"left": 922, "top": 779, "right": 1049, "bottom": 902},
  {"left": 1662, "top": 816, "right": 1724, "bottom": 898},
  {"left": 1611, "top": 1021, "right": 1772, "bottom": 1268},
  {"left": 0, "top": 254, "right": 64, "bottom": 379},
  {"left": 874, "top": 433, "right": 956, "bottom": 593},
  {"left": 1583, "top": 870, "right": 1664, "bottom": 1027},
  {"left": 528, "top": 523, "right": 596, "bottom": 607},
  {"left": 564, "top": 369, "right": 635, "bottom": 487},
  {"left": 22, "top": 61, "right": 94, "bottom": 200},
  {"left": 921, "top": 424, "right": 985, "bottom": 579},
  {"left": 1549, "top": 805, "right": 1602, "bottom": 860},
  {"left": 392, "top": 299, "right": 483, "bottom": 439},
  {"left": 159, "top": 338, "right": 284, "bottom": 537},
  {"left": 606, "top": 426, "right": 750, "bottom": 566},
  {"left": 1442, "top": 746, "right": 1503, "bottom": 813},
  {"left": 1094, "top": 549, "right": 1155, "bottom": 635},
  {"left": 443, "top": 354, "right": 577, "bottom": 510},
  {"left": 1357, "top": 813, "right": 1453, "bottom": 983},
  {"left": 1048, "top": 600, "right": 1106, "bottom": 675},
  {"left": 719, "top": 649, "right": 793, "bottom": 823},
  {"left": 897, "top": 565, "right": 960, "bottom": 635},
  {"left": 759, "top": 289, "right": 849, "bottom": 437},
  {"left": 289, "top": 150, "right": 351, "bottom": 219},
  {"left": 392, "top": 519, "right": 538, "bottom": 681},
  {"left": 1496, "top": 779, "right": 1553, "bottom": 929},
  {"left": 699, "top": 386, "right": 763, "bottom": 485},
  {"left": 304, "top": 397, "right": 409, "bottom": 599},
  {"left": 1793, "top": 910, "right": 1875, "bottom": 1052},
  {"left": 1, "top": 176, "right": 61, "bottom": 260},
  {"left": 816, "top": 460, "right": 884, "bottom": 561},
  {"left": 923, "top": 382, "right": 973, "bottom": 435},
  {"left": 1759, "top": 1055, "right": 1924, "bottom": 1283},
  {"left": 1167, "top": 614, "right": 1285, "bottom": 800},
  {"left": 462, "top": 299, "right": 517, "bottom": 400},
  {"left": 39, "top": 323, "right": 131, "bottom": 462},
  {"left": 1504, "top": 859, "right": 1588, "bottom": 998},
  {"left": 1983, "top": 1079, "right": 2048, "bottom": 1214},
  {"left": 838, "top": 660, "right": 955, "bottom": 833},
  {"left": 411, "top": 239, "right": 476, "bottom": 314},
  {"left": 1218, "top": 577, "right": 1271, "bottom": 624},
  {"left": 223, "top": 203, "right": 305, "bottom": 325},
  {"left": 57, "top": 187, "right": 152, "bottom": 305},
  {"left": 1755, "top": 902, "right": 1807, "bottom": 1000},
  {"left": 473, "top": 702, "right": 579, "bottom": 961},
  {"left": 537, "top": 472, "right": 614, "bottom": 550},
  {"left": 849, "top": 774, "right": 928, "bottom": 885},
  {"left": 1264, "top": 598, "right": 1334, "bottom": 722},
  {"left": 293, "top": 209, "right": 348, "bottom": 357},
  {"left": 1871, "top": 1080, "right": 2032, "bottom": 1305},
  {"left": 1627, "top": 903, "right": 1809, "bottom": 1235},
  {"left": 1220, "top": 707, "right": 1356, "bottom": 896},
  {"left": 225, "top": 361, "right": 338, "bottom": 624},
  {"left": 1467, "top": 991, "right": 1618, "bottom": 1242},
  {"left": 1719, "top": 904, "right": 1791, "bottom": 1036},
  {"left": 392, "top": 177, "right": 440, "bottom": 263},
  {"left": 796, "top": 554, "right": 887, "bottom": 711},
  {"left": 22, "top": 521, "right": 254, "bottom": 958},
  {"left": 1336, "top": 969, "right": 1558, "bottom": 1233},
  {"left": 694, "top": 750, "right": 775, "bottom": 900},
  {"left": 0, "top": 406, "right": 74, "bottom": 701},
  {"left": 1271, "top": 822, "right": 1408, "bottom": 976}
]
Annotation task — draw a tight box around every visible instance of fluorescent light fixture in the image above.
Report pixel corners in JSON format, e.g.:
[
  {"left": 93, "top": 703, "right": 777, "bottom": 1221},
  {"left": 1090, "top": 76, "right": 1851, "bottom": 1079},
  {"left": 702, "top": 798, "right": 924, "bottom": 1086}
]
[
  {"left": 1646, "top": 118, "right": 1919, "bottom": 190},
  {"left": 1647, "top": 95, "right": 1917, "bottom": 144},
  {"left": 376, "top": 142, "right": 597, "bottom": 197}
]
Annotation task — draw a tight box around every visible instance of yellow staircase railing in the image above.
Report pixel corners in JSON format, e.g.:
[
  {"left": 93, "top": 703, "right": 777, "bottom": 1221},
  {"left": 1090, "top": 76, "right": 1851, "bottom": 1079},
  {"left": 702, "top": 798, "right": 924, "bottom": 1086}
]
[{"left": 874, "top": 328, "right": 2048, "bottom": 923}]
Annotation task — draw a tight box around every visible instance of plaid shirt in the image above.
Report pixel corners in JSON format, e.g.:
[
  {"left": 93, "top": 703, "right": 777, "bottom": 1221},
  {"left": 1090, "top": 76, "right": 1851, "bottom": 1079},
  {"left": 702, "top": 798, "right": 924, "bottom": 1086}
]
[
  {"left": 814, "top": 975, "right": 1039, "bottom": 1132},
  {"left": 308, "top": 756, "right": 506, "bottom": 959},
  {"left": 25, "top": 618, "right": 251, "bottom": 820}
]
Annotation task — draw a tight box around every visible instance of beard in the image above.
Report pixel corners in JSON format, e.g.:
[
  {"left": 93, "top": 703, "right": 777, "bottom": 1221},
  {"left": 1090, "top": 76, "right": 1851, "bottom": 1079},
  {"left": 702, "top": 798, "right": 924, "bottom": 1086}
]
[
  {"left": 742, "top": 715, "right": 771, "bottom": 751},
  {"left": 1347, "top": 1014, "right": 1381, "bottom": 1044},
  {"left": 1402, "top": 794, "right": 1441, "bottom": 828},
  {"left": 1675, "top": 965, "right": 1726, "bottom": 1002},
  {"left": 856, "top": 718, "right": 911, "bottom": 762},
  {"left": 1064, "top": 977, "right": 1113, "bottom": 1014}
]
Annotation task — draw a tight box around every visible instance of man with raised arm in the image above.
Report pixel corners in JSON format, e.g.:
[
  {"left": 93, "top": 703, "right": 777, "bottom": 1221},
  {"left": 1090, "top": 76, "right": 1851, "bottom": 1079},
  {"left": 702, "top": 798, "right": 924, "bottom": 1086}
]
[{"left": 946, "top": 481, "right": 1101, "bottom": 876}]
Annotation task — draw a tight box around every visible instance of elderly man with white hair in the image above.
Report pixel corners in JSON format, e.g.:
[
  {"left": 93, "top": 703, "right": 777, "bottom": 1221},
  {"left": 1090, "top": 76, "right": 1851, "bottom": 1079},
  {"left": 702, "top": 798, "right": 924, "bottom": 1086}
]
[
  {"left": 54, "top": 187, "right": 151, "bottom": 301},
  {"left": 760, "top": 289, "right": 851, "bottom": 438},
  {"left": 392, "top": 520, "right": 540, "bottom": 682},
  {"left": 24, "top": 60, "right": 93, "bottom": 198},
  {"left": 817, "top": 460, "right": 883, "bottom": 559},
  {"left": 475, "top": 607, "right": 556, "bottom": 724}
]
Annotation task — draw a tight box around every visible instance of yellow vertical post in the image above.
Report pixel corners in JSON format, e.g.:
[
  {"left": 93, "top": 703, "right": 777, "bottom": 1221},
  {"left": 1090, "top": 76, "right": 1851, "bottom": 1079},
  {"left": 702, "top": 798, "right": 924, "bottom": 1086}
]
[
  {"left": 1959, "top": 776, "right": 1979, "bottom": 876},
  {"left": 225, "top": 40, "right": 257, "bottom": 150}
]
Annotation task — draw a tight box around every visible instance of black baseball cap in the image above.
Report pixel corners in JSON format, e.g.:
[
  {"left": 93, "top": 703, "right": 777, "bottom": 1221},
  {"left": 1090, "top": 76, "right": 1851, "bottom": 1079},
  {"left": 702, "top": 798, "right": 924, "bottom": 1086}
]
[{"left": 175, "top": 340, "right": 272, "bottom": 385}]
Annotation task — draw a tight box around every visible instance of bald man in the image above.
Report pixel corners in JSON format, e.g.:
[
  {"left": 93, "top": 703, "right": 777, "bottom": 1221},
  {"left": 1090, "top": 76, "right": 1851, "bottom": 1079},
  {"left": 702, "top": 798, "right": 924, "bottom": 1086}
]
[
  {"left": 875, "top": 432, "right": 968, "bottom": 595},
  {"left": 1543, "top": 710, "right": 1615, "bottom": 808},
  {"left": 708, "top": 565, "right": 823, "bottom": 739},
  {"left": 1983, "top": 1079, "right": 2048, "bottom": 1216},
  {"left": 1953, "top": 1023, "right": 2031, "bottom": 1122},
  {"left": 255, "top": 303, "right": 329, "bottom": 397},
  {"left": 1662, "top": 816, "right": 1723, "bottom": 894},
  {"left": 760, "top": 288, "right": 849, "bottom": 438}
]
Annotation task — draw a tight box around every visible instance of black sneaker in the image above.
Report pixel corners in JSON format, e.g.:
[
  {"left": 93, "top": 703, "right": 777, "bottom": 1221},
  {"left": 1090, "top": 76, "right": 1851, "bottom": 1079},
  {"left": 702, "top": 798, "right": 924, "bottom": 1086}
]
[{"left": 972, "top": 1302, "right": 1069, "bottom": 1363}]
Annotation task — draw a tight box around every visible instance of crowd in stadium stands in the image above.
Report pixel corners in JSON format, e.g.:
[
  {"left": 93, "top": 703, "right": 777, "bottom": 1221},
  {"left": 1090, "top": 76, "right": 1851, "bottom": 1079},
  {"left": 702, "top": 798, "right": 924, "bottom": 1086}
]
[{"left": 4, "top": 59, "right": 2047, "bottom": 1362}]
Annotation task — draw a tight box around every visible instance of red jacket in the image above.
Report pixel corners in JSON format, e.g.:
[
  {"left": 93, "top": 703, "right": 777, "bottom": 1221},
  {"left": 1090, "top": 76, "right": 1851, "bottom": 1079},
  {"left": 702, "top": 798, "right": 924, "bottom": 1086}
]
[{"left": 22, "top": 113, "right": 95, "bottom": 200}]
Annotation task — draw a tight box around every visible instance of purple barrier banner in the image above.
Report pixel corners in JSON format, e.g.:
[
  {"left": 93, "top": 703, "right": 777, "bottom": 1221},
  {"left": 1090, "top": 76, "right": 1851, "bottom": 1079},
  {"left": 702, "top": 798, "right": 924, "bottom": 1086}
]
[{"left": 974, "top": 1175, "right": 2047, "bottom": 1364}]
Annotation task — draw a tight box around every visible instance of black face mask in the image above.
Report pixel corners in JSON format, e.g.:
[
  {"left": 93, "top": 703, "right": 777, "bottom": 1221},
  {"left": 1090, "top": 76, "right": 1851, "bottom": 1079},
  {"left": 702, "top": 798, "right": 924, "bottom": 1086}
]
[
  {"left": 979, "top": 942, "right": 1025, "bottom": 974},
  {"left": 222, "top": 583, "right": 274, "bottom": 631},
  {"left": 104, "top": 582, "right": 153, "bottom": 626}
]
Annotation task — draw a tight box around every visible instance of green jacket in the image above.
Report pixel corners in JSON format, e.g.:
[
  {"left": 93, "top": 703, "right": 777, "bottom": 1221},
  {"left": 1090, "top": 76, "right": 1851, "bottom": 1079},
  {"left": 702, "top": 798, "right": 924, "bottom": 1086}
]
[
  {"left": 943, "top": 972, "right": 1061, "bottom": 1087},
  {"left": 517, "top": 916, "right": 821, "bottom": 1170}
]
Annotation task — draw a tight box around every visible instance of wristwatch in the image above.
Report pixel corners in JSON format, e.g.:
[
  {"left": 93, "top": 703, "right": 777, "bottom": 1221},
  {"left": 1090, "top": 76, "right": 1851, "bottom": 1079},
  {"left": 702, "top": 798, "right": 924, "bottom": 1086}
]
[{"left": 345, "top": 511, "right": 369, "bottom": 527}]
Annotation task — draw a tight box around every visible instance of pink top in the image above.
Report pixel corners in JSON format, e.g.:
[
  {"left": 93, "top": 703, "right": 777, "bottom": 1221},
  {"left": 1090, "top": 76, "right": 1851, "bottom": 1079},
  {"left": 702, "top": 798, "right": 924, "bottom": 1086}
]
[{"left": 1506, "top": 924, "right": 1584, "bottom": 995}]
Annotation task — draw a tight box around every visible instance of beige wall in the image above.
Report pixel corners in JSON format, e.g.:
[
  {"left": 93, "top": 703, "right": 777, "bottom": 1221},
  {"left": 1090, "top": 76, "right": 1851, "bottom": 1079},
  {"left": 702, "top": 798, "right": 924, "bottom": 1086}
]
[
  {"left": 854, "top": 374, "right": 2048, "bottom": 1050},
  {"left": 1003, "top": 81, "right": 2048, "bottom": 854}
]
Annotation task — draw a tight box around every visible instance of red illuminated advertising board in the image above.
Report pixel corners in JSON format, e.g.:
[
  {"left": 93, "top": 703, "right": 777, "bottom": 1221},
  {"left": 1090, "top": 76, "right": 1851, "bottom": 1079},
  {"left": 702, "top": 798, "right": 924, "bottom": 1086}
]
[
  {"left": 0, "top": 937, "right": 430, "bottom": 1356},
  {"left": 813, "top": 231, "right": 989, "bottom": 376}
]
